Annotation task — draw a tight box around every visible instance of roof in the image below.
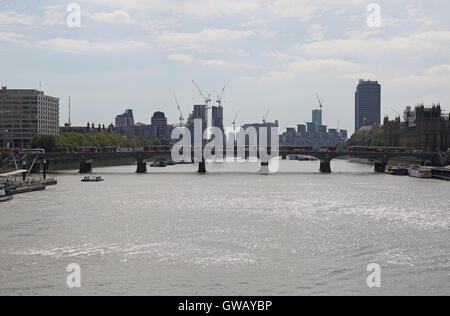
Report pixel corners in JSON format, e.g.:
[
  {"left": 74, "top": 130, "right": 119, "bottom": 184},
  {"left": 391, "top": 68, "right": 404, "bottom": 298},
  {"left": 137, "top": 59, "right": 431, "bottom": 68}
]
[{"left": 0, "top": 170, "right": 28, "bottom": 177}]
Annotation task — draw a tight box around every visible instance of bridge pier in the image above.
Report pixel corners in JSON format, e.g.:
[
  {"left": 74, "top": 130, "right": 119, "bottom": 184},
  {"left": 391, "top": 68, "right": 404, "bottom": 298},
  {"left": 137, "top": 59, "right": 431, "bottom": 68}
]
[
  {"left": 136, "top": 160, "right": 147, "bottom": 174},
  {"left": 198, "top": 159, "right": 207, "bottom": 174},
  {"left": 79, "top": 160, "right": 92, "bottom": 174},
  {"left": 319, "top": 160, "right": 332, "bottom": 173},
  {"left": 374, "top": 161, "right": 387, "bottom": 173}
]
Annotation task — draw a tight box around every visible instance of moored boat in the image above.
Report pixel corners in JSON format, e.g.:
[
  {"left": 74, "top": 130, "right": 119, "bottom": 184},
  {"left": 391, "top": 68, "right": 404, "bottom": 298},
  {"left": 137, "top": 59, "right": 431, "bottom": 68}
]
[
  {"left": 41, "top": 178, "right": 57, "bottom": 186},
  {"left": 81, "top": 176, "right": 104, "bottom": 182},
  {"left": 430, "top": 167, "right": 450, "bottom": 180},
  {"left": 408, "top": 166, "right": 432, "bottom": 178},
  {"left": 0, "top": 189, "right": 13, "bottom": 202},
  {"left": 386, "top": 165, "right": 409, "bottom": 176},
  {"left": 6, "top": 184, "right": 46, "bottom": 196},
  {"left": 151, "top": 161, "right": 167, "bottom": 168}
]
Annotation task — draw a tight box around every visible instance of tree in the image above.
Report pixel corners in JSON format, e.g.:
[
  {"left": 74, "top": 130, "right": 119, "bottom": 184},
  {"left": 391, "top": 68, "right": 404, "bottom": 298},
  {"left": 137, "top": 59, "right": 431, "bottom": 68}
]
[
  {"left": 29, "top": 132, "right": 151, "bottom": 151},
  {"left": 339, "top": 126, "right": 385, "bottom": 149}
]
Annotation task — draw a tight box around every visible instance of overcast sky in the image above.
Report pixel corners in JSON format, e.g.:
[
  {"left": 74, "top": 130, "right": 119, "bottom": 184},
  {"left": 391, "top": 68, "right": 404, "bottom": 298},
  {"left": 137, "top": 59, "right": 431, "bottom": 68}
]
[{"left": 1, "top": 0, "right": 449, "bottom": 134}]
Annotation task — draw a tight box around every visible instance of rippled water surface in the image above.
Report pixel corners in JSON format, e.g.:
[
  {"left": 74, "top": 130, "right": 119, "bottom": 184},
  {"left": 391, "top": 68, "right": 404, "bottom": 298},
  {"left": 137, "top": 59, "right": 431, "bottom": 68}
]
[{"left": 0, "top": 160, "right": 449, "bottom": 295}]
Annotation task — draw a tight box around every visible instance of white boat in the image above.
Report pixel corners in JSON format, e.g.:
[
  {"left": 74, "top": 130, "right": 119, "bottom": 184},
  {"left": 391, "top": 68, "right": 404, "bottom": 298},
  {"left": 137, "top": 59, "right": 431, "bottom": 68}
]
[
  {"left": 408, "top": 166, "right": 432, "bottom": 178},
  {"left": 81, "top": 176, "right": 104, "bottom": 182}
]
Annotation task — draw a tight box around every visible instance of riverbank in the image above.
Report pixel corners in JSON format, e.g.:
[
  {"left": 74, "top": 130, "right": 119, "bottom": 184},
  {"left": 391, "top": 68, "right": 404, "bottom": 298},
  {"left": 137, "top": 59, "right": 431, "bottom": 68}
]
[{"left": 343, "top": 156, "right": 423, "bottom": 166}]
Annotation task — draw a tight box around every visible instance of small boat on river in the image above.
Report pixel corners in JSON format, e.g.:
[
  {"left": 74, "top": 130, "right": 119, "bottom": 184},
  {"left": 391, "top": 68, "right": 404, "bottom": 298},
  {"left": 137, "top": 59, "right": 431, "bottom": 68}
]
[
  {"left": 81, "top": 176, "right": 104, "bottom": 182},
  {"left": 386, "top": 165, "right": 409, "bottom": 176},
  {"left": 408, "top": 166, "right": 432, "bottom": 178}
]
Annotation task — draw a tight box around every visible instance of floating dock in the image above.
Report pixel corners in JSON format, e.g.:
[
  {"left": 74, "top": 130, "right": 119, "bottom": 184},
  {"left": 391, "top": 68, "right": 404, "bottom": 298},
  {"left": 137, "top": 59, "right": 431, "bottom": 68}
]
[
  {"left": 431, "top": 167, "right": 450, "bottom": 180},
  {"left": 6, "top": 185, "right": 46, "bottom": 196}
]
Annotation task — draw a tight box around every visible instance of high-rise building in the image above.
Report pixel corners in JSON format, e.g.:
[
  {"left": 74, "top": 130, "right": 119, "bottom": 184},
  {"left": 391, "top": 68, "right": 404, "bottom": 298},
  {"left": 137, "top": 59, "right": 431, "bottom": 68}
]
[
  {"left": 242, "top": 121, "right": 279, "bottom": 146},
  {"left": 312, "top": 109, "right": 322, "bottom": 127},
  {"left": 115, "top": 109, "right": 134, "bottom": 128},
  {"left": 212, "top": 105, "right": 224, "bottom": 131},
  {"left": 151, "top": 111, "right": 168, "bottom": 139},
  {"left": 0, "top": 87, "right": 59, "bottom": 148},
  {"left": 297, "top": 124, "right": 307, "bottom": 134},
  {"left": 192, "top": 104, "right": 206, "bottom": 122},
  {"left": 355, "top": 79, "right": 381, "bottom": 132},
  {"left": 186, "top": 104, "right": 208, "bottom": 144}
]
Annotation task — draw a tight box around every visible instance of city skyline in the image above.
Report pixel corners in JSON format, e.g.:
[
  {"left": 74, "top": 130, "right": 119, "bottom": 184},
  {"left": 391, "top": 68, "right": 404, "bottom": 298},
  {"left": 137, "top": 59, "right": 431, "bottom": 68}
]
[{"left": 1, "top": 1, "right": 450, "bottom": 133}]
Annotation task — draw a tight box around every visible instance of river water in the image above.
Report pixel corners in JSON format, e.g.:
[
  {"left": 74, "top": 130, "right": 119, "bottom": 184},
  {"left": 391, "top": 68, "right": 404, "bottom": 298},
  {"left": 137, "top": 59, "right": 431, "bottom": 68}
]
[{"left": 0, "top": 160, "right": 449, "bottom": 296}]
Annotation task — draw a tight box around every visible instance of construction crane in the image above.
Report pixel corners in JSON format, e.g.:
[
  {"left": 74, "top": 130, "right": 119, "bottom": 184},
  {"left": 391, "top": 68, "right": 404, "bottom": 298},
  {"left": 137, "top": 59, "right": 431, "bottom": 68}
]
[
  {"left": 192, "top": 80, "right": 212, "bottom": 139},
  {"left": 262, "top": 110, "right": 270, "bottom": 124},
  {"left": 391, "top": 107, "right": 401, "bottom": 116},
  {"left": 192, "top": 80, "right": 211, "bottom": 108},
  {"left": 232, "top": 110, "right": 239, "bottom": 131},
  {"left": 316, "top": 93, "right": 324, "bottom": 110},
  {"left": 216, "top": 86, "right": 225, "bottom": 107},
  {"left": 173, "top": 93, "right": 185, "bottom": 126}
]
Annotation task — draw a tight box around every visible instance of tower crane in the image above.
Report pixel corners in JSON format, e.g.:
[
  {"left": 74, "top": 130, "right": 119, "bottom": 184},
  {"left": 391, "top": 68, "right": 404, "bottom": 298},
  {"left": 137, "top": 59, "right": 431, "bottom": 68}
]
[
  {"left": 232, "top": 110, "right": 239, "bottom": 131},
  {"left": 316, "top": 93, "right": 324, "bottom": 111},
  {"left": 192, "top": 80, "right": 212, "bottom": 139},
  {"left": 216, "top": 86, "right": 225, "bottom": 107},
  {"left": 192, "top": 80, "right": 211, "bottom": 108},
  {"left": 173, "top": 93, "right": 185, "bottom": 126},
  {"left": 262, "top": 110, "right": 270, "bottom": 124}
]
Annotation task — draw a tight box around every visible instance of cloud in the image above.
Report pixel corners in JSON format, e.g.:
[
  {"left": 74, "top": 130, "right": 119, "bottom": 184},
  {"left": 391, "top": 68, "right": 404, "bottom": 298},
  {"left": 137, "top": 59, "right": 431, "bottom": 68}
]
[
  {"left": 307, "top": 24, "right": 325, "bottom": 42},
  {"left": 389, "top": 64, "right": 450, "bottom": 86},
  {"left": 34, "top": 38, "right": 152, "bottom": 55},
  {"left": 90, "top": 10, "right": 134, "bottom": 24},
  {"left": 81, "top": 0, "right": 261, "bottom": 17},
  {"left": 168, "top": 53, "right": 262, "bottom": 70},
  {"left": 296, "top": 31, "right": 450, "bottom": 58},
  {"left": 41, "top": 5, "right": 66, "bottom": 26},
  {"left": 240, "top": 58, "right": 361, "bottom": 82},
  {"left": 0, "top": 32, "right": 30, "bottom": 45},
  {"left": 0, "top": 11, "right": 34, "bottom": 25},
  {"left": 267, "top": 0, "right": 364, "bottom": 22},
  {"left": 168, "top": 54, "right": 195, "bottom": 63},
  {"left": 289, "top": 58, "right": 360, "bottom": 73},
  {"left": 158, "top": 28, "right": 254, "bottom": 51}
]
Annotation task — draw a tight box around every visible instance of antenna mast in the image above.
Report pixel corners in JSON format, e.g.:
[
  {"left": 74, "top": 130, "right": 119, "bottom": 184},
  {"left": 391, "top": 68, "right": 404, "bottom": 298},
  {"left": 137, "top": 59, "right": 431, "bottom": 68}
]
[{"left": 68, "top": 96, "right": 71, "bottom": 126}]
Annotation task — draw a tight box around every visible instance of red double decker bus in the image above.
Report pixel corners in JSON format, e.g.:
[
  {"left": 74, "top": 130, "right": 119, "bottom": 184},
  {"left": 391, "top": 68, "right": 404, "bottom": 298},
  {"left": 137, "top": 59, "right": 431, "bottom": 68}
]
[
  {"left": 102, "top": 146, "right": 120, "bottom": 153},
  {"left": 319, "top": 147, "right": 337, "bottom": 152},
  {"left": 78, "top": 147, "right": 97, "bottom": 153},
  {"left": 152, "top": 145, "right": 171, "bottom": 152},
  {"left": 348, "top": 146, "right": 370, "bottom": 152},
  {"left": 50, "top": 147, "right": 69, "bottom": 153}
]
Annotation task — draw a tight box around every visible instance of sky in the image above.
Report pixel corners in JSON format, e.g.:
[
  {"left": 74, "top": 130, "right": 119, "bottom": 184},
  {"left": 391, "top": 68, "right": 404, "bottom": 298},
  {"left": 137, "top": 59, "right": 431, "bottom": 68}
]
[{"left": 1, "top": 0, "right": 450, "bottom": 134}]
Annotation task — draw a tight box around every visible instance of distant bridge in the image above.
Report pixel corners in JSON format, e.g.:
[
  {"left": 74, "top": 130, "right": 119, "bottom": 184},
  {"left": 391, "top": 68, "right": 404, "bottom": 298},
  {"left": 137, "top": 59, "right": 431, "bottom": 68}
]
[{"left": 13, "top": 149, "right": 442, "bottom": 174}]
